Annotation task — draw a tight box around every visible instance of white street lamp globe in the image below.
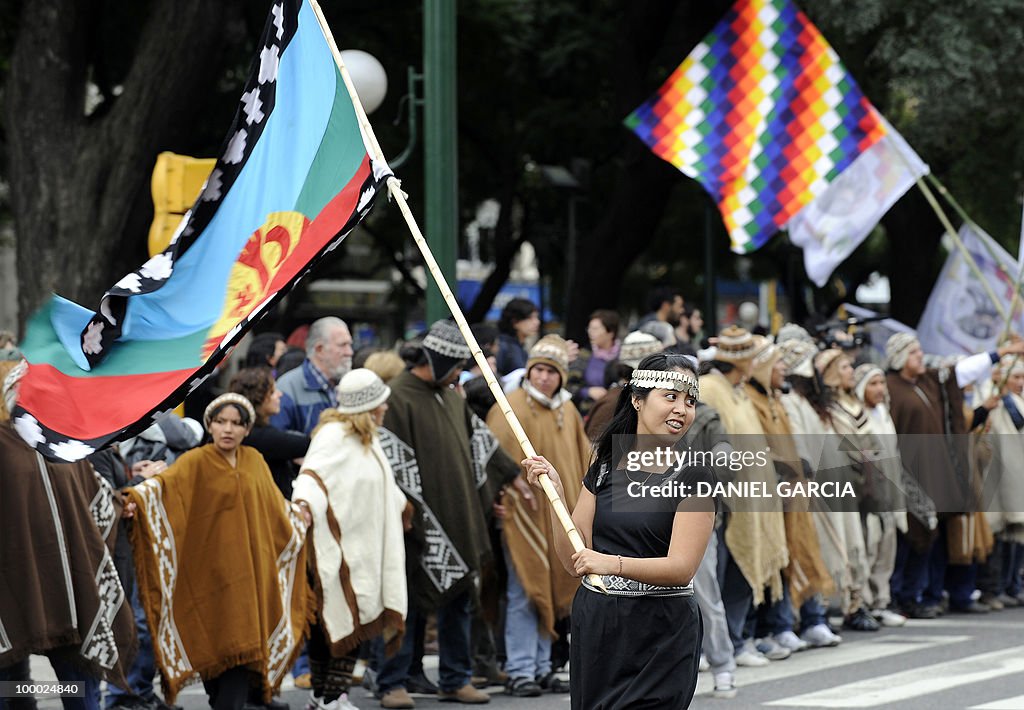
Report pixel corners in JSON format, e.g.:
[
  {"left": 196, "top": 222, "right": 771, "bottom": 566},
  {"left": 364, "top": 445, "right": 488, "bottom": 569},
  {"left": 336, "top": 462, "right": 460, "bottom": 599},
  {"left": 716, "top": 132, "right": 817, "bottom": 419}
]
[{"left": 341, "top": 49, "right": 388, "bottom": 114}]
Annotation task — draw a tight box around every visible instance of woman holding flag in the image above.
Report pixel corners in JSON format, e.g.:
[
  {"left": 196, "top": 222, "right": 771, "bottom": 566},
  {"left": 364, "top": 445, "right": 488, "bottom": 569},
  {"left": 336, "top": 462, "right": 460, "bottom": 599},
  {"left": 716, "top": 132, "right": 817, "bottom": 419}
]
[{"left": 523, "top": 352, "right": 716, "bottom": 709}]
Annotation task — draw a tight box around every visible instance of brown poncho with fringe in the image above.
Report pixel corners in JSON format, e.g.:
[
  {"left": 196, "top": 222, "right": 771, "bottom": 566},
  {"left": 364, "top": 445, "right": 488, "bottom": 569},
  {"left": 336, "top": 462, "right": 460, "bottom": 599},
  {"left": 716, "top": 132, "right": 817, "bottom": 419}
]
[
  {"left": 486, "top": 387, "right": 591, "bottom": 638},
  {"left": 746, "top": 381, "right": 834, "bottom": 609},
  {"left": 126, "top": 444, "right": 313, "bottom": 703},
  {"left": 700, "top": 370, "right": 788, "bottom": 605}
]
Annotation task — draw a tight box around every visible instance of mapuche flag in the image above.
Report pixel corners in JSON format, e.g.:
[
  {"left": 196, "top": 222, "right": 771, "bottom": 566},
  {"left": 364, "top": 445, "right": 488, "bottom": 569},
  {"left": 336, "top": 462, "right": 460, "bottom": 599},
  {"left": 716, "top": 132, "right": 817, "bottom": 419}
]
[
  {"left": 12, "top": 0, "right": 391, "bottom": 461},
  {"left": 625, "top": 0, "right": 927, "bottom": 284}
]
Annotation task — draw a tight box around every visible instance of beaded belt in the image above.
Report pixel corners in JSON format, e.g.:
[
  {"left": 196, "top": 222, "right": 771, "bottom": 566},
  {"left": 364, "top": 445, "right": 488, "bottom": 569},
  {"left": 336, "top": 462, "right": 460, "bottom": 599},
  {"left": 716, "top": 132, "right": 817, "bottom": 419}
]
[{"left": 582, "top": 574, "right": 694, "bottom": 598}]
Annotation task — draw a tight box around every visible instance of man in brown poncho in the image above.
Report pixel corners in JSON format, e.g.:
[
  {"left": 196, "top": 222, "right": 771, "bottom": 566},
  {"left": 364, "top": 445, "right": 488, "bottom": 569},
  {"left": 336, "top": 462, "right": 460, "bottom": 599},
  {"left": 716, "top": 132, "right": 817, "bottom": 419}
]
[
  {"left": 885, "top": 333, "right": 1007, "bottom": 616},
  {"left": 487, "top": 335, "right": 591, "bottom": 696}
]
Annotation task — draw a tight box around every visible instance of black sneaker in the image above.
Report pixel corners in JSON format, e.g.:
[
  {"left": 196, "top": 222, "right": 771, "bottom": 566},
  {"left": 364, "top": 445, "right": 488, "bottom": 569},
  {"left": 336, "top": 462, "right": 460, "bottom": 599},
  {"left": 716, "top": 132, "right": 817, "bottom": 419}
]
[
  {"left": 108, "top": 698, "right": 153, "bottom": 710},
  {"left": 505, "top": 677, "right": 543, "bottom": 697},
  {"left": 843, "top": 607, "right": 881, "bottom": 632},
  {"left": 536, "top": 672, "right": 569, "bottom": 693}
]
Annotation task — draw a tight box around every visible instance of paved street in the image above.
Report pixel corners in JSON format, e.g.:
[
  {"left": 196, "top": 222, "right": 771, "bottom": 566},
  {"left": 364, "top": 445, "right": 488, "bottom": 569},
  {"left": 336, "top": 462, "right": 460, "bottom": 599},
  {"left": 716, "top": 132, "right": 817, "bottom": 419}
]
[{"left": 28, "top": 608, "right": 1024, "bottom": 709}]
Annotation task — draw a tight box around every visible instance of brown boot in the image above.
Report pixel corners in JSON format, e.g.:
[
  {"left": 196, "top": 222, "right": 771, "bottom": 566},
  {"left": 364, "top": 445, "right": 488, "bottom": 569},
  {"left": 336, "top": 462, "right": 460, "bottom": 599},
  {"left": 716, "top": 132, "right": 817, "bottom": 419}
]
[
  {"left": 437, "top": 683, "right": 491, "bottom": 703},
  {"left": 380, "top": 687, "right": 416, "bottom": 709}
]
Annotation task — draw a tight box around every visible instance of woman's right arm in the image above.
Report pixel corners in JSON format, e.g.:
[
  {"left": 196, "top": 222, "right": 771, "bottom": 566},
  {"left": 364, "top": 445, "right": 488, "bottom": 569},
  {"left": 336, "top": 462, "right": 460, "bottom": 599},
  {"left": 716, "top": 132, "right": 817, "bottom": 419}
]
[{"left": 523, "top": 455, "right": 594, "bottom": 577}]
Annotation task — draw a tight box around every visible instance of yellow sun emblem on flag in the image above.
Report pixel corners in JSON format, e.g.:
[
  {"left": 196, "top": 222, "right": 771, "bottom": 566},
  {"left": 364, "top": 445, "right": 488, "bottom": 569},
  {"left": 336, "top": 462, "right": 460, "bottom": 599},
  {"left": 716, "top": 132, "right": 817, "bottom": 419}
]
[{"left": 202, "top": 211, "right": 309, "bottom": 359}]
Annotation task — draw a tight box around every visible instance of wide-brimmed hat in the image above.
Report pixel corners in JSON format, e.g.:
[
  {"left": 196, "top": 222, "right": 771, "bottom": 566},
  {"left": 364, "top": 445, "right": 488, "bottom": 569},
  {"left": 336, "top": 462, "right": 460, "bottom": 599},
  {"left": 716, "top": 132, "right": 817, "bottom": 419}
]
[{"left": 336, "top": 368, "right": 391, "bottom": 414}]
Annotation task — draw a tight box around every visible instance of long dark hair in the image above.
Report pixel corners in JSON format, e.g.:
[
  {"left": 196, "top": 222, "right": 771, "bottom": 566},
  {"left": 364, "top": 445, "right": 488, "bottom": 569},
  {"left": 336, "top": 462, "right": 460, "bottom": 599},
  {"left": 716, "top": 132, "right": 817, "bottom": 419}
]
[
  {"left": 594, "top": 352, "right": 698, "bottom": 467},
  {"left": 789, "top": 373, "right": 834, "bottom": 425}
]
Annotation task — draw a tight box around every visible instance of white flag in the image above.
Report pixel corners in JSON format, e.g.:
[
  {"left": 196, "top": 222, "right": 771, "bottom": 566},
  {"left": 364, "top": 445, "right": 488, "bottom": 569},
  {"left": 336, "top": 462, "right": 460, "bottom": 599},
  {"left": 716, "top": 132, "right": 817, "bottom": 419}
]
[
  {"left": 1018, "top": 195, "right": 1024, "bottom": 265},
  {"left": 788, "top": 121, "right": 928, "bottom": 287},
  {"left": 917, "top": 224, "right": 1022, "bottom": 356}
]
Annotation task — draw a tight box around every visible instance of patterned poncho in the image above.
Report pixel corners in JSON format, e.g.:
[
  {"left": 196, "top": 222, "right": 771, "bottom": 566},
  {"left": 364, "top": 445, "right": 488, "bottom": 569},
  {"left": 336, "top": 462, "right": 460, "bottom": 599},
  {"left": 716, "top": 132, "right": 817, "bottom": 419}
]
[
  {"left": 0, "top": 423, "right": 136, "bottom": 686},
  {"left": 379, "top": 371, "right": 517, "bottom": 612},
  {"left": 486, "top": 387, "right": 590, "bottom": 637},
  {"left": 126, "top": 444, "right": 313, "bottom": 703}
]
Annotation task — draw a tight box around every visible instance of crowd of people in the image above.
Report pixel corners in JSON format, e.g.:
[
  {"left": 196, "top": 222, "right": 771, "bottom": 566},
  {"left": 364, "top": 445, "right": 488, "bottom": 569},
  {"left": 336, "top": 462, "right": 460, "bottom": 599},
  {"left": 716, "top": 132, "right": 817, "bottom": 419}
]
[{"left": 3, "top": 285, "right": 1024, "bottom": 710}]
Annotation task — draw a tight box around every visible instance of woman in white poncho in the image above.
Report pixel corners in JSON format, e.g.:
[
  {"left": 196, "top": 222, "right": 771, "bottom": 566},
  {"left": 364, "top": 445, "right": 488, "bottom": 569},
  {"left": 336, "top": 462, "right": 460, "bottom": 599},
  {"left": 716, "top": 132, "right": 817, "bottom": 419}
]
[
  {"left": 292, "top": 369, "right": 413, "bottom": 710},
  {"left": 853, "top": 364, "right": 908, "bottom": 627}
]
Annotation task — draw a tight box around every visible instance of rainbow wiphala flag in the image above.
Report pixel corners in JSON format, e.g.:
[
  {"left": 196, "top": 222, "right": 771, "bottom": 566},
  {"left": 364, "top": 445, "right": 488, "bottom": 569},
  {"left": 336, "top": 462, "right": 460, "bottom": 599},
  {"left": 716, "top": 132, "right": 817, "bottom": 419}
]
[{"left": 626, "top": 0, "right": 912, "bottom": 257}]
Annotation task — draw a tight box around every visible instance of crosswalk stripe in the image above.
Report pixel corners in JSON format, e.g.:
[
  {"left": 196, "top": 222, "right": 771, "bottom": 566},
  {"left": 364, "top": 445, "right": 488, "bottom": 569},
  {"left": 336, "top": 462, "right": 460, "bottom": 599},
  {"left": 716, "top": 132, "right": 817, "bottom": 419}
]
[
  {"left": 909, "top": 617, "right": 1024, "bottom": 631},
  {"left": 968, "top": 696, "right": 1024, "bottom": 709},
  {"left": 764, "top": 645, "right": 1024, "bottom": 707},
  {"left": 695, "top": 634, "right": 968, "bottom": 695}
]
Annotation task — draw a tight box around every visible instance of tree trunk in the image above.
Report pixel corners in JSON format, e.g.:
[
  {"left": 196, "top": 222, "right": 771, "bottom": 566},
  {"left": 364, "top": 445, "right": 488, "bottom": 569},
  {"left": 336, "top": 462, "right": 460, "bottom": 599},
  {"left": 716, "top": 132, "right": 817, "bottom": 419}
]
[
  {"left": 466, "top": 185, "right": 522, "bottom": 323},
  {"left": 566, "top": 148, "right": 681, "bottom": 341},
  {"left": 883, "top": 186, "right": 943, "bottom": 326},
  {"left": 5, "top": 0, "right": 241, "bottom": 334},
  {"left": 564, "top": 0, "right": 720, "bottom": 341}
]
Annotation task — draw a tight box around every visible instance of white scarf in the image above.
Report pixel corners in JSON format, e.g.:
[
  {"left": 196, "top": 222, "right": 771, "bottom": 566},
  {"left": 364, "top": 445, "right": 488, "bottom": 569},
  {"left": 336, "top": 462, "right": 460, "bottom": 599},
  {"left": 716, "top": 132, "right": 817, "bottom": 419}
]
[
  {"left": 522, "top": 382, "right": 573, "bottom": 428},
  {"left": 522, "top": 382, "right": 571, "bottom": 410}
]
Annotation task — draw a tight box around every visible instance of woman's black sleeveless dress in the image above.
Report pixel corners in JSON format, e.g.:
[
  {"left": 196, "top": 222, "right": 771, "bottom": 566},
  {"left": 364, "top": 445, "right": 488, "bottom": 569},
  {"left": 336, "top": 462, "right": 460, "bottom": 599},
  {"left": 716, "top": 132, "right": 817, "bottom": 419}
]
[{"left": 570, "top": 461, "right": 713, "bottom": 709}]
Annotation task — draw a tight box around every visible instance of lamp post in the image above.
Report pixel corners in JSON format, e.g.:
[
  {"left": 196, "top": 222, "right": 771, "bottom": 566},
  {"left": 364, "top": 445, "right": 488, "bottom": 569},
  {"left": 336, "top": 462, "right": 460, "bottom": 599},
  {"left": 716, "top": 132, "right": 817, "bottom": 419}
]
[
  {"left": 342, "top": 4, "right": 458, "bottom": 328},
  {"left": 340, "top": 50, "right": 388, "bottom": 114},
  {"left": 423, "top": 0, "right": 458, "bottom": 324}
]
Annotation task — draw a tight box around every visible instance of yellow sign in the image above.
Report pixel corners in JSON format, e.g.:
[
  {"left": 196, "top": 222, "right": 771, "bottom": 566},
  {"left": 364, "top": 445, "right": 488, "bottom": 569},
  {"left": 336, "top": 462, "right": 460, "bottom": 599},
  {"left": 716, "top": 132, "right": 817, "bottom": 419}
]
[{"left": 148, "top": 152, "right": 216, "bottom": 257}]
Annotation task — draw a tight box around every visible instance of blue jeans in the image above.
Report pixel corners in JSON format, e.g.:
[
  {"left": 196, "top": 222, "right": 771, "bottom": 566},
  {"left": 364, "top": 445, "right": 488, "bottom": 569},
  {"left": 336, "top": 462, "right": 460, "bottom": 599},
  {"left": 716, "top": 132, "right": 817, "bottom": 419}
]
[
  {"left": 1004, "top": 542, "right": 1022, "bottom": 596},
  {"left": 798, "top": 595, "right": 828, "bottom": 632},
  {"left": 106, "top": 584, "right": 155, "bottom": 705},
  {"left": 926, "top": 525, "right": 976, "bottom": 608},
  {"left": 756, "top": 581, "right": 795, "bottom": 637},
  {"left": 0, "top": 654, "right": 100, "bottom": 710},
  {"left": 377, "top": 589, "right": 473, "bottom": 694},
  {"left": 893, "top": 532, "right": 931, "bottom": 607},
  {"left": 291, "top": 646, "right": 310, "bottom": 678},
  {"left": 503, "top": 548, "right": 551, "bottom": 680},
  {"left": 716, "top": 525, "right": 754, "bottom": 654}
]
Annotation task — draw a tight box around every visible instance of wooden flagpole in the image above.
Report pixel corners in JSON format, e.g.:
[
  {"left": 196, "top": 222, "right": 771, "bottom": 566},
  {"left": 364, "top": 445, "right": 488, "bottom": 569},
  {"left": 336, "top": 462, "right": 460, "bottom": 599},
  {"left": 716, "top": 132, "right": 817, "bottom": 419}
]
[
  {"left": 307, "top": 0, "right": 605, "bottom": 591},
  {"left": 924, "top": 174, "right": 1024, "bottom": 333},
  {"left": 913, "top": 176, "right": 1009, "bottom": 322},
  {"left": 921, "top": 175, "right": 1023, "bottom": 393}
]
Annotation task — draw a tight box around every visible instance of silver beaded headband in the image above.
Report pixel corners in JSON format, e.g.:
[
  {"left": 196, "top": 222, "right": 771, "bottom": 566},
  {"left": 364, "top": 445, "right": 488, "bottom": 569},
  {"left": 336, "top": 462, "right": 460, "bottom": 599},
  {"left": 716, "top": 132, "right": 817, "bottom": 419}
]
[{"left": 629, "top": 369, "right": 699, "bottom": 399}]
